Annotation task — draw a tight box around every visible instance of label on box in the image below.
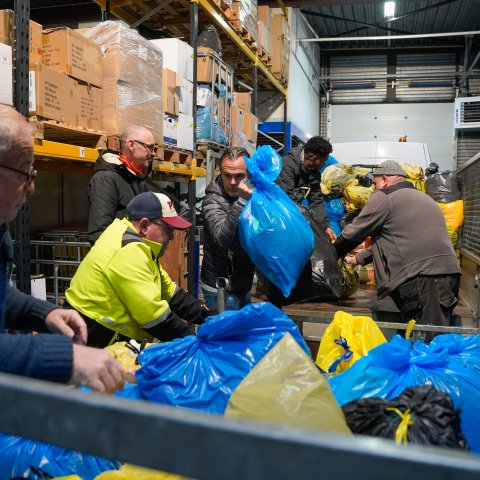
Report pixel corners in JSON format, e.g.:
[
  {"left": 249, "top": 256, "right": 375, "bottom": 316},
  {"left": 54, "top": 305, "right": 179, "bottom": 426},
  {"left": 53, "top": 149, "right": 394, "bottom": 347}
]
[{"left": 28, "top": 71, "right": 36, "bottom": 111}]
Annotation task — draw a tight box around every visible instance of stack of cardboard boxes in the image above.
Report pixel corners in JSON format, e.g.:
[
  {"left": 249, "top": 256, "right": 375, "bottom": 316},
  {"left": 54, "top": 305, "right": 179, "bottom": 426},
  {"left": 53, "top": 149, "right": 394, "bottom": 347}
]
[
  {"left": 150, "top": 38, "right": 194, "bottom": 152},
  {"left": 231, "top": 91, "right": 258, "bottom": 152},
  {"left": 230, "top": 0, "right": 258, "bottom": 41},
  {"left": 82, "top": 21, "right": 163, "bottom": 144},
  {"left": 271, "top": 12, "right": 290, "bottom": 85},
  {"left": 196, "top": 47, "right": 233, "bottom": 145},
  {"left": 257, "top": 6, "right": 272, "bottom": 61},
  {"left": 0, "top": 9, "right": 43, "bottom": 107}
]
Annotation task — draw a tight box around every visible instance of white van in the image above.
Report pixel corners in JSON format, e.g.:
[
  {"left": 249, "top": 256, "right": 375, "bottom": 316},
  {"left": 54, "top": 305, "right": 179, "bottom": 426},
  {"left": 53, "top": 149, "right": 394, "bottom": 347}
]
[{"left": 331, "top": 142, "right": 431, "bottom": 170}]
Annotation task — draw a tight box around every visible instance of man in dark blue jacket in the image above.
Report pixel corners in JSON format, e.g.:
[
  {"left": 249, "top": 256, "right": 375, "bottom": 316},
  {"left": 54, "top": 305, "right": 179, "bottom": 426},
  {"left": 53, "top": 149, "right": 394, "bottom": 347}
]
[{"left": 0, "top": 105, "right": 126, "bottom": 393}]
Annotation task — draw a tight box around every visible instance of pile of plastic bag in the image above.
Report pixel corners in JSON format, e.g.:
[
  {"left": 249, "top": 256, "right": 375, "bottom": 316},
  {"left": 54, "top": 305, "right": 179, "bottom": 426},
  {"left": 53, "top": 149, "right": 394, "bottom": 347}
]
[{"left": 329, "top": 334, "right": 480, "bottom": 452}]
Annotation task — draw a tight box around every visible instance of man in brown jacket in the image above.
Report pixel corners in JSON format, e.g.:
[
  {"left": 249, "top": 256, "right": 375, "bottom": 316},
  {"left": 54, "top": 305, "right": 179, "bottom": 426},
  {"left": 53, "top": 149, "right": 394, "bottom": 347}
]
[{"left": 334, "top": 160, "right": 461, "bottom": 336}]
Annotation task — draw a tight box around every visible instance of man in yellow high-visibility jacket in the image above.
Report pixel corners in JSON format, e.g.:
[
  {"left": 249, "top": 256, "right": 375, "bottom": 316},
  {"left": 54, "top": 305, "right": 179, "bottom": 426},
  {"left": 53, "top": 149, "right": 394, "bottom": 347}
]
[{"left": 66, "top": 192, "right": 210, "bottom": 347}]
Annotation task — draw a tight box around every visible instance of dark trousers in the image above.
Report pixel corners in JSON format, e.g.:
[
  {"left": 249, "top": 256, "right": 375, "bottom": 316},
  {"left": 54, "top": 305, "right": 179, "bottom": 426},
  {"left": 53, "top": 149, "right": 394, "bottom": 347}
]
[
  {"left": 63, "top": 300, "right": 129, "bottom": 348},
  {"left": 390, "top": 274, "right": 461, "bottom": 341}
]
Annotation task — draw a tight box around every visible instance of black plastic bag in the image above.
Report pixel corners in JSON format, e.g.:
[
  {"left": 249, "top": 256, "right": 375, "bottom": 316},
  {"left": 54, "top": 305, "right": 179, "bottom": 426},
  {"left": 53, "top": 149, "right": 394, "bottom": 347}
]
[
  {"left": 197, "top": 24, "right": 222, "bottom": 56},
  {"left": 258, "top": 206, "right": 342, "bottom": 306},
  {"left": 425, "top": 171, "right": 461, "bottom": 203},
  {"left": 339, "top": 211, "right": 358, "bottom": 229},
  {"left": 342, "top": 385, "right": 468, "bottom": 450}
]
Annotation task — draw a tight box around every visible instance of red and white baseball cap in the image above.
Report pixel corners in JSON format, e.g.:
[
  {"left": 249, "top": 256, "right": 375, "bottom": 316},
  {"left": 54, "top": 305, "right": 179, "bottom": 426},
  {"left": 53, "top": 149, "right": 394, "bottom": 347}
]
[{"left": 126, "top": 192, "right": 192, "bottom": 230}]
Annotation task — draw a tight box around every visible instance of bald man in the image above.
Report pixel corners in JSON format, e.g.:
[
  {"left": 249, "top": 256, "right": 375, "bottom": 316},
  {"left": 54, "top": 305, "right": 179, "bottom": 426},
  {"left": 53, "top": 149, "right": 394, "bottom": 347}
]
[
  {"left": 88, "top": 125, "right": 156, "bottom": 244},
  {"left": 0, "top": 105, "right": 126, "bottom": 392}
]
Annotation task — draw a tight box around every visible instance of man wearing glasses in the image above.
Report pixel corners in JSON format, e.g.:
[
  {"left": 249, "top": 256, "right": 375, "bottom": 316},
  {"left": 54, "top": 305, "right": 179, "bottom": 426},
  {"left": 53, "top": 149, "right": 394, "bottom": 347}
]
[
  {"left": 88, "top": 125, "right": 157, "bottom": 244},
  {"left": 276, "top": 136, "right": 336, "bottom": 241},
  {"left": 0, "top": 105, "right": 126, "bottom": 393},
  {"left": 66, "top": 192, "right": 211, "bottom": 346}
]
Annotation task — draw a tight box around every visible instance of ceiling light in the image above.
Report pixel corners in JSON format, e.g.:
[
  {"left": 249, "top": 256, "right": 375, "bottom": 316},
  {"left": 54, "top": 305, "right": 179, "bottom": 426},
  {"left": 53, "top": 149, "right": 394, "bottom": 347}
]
[{"left": 384, "top": 1, "right": 395, "bottom": 20}]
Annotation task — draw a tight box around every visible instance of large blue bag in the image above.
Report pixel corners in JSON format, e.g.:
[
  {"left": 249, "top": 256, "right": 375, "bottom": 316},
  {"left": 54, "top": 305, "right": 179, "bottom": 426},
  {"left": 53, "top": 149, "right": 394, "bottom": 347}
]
[
  {"left": 133, "top": 302, "right": 309, "bottom": 414},
  {"left": 329, "top": 335, "right": 480, "bottom": 452},
  {"left": 0, "top": 432, "right": 120, "bottom": 479},
  {"left": 239, "top": 146, "right": 314, "bottom": 297}
]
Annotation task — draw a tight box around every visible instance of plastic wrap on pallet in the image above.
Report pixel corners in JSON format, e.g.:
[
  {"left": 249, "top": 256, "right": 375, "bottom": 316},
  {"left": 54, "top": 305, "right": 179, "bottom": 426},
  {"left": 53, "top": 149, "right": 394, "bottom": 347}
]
[
  {"left": 196, "top": 106, "right": 226, "bottom": 144},
  {"left": 82, "top": 20, "right": 163, "bottom": 145}
]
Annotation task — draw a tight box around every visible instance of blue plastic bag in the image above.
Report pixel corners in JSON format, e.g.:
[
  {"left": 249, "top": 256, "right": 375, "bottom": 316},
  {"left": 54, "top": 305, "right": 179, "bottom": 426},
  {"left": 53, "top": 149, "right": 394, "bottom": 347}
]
[
  {"left": 135, "top": 302, "right": 310, "bottom": 414},
  {"left": 0, "top": 432, "right": 120, "bottom": 479},
  {"left": 329, "top": 335, "right": 480, "bottom": 452},
  {"left": 239, "top": 146, "right": 314, "bottom": 297},
  {"left": 323, "top": 196, "right": 345, "bottom": 235}
]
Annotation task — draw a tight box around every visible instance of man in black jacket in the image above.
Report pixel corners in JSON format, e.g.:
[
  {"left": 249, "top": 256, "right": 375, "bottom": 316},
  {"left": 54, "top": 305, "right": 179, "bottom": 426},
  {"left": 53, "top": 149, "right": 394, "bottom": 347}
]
[
  {"left": 201, "top": 147, "right": 254, "bottom": 310},
  {"left": 276, "top": 136, "right": 336, "bottom": 241},
  {"left": 88, "top": 125, "right": 155, "bottom": 244}
]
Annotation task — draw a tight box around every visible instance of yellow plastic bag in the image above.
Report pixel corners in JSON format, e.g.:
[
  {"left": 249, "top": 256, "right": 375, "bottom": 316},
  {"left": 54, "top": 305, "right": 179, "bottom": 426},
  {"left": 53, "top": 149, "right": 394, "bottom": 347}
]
[
  {"left": 52, "top": 477, "right": 83, "bottom": 480},
  {"left": 321, "top": 164, "right": 355, "bottom": 196},
  {"left": 401, "top": 163, "right": 426, "bottom": 192},
  {"left": 316, "top": 311, "right": 386, "bottom": 375},
  {"left": 437, "top": 200, "right": 464, "bottom": 246},
  {"left": 342, "top": 183, "right": 374, "bottom": 211},
  {"left": 95, "top": 464, "right": 190, "bottom": 479},
  {"left": 225, "top": 333, "right": 352, "bottom": 435}
]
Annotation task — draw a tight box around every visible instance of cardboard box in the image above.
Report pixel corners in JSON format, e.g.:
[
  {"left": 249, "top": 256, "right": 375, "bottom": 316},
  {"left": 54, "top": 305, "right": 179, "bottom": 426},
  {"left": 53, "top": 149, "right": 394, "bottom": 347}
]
[
  {"left": 197, "top": 54, "right": 214, "bottom": 83},
  {"left": 0, "top": 10, "right": 42, "bottom": 64},
  {"left": 150, "top": 38, "right": 193, "bottom": 82},
  {"left": 29, "top": 63, "right": 78, "bottom": 124},
  {"left": 0, "top": 42, "right": 12, "bottom": 105},
  {"left": 176, "top": 75, "right": 193, "bottom": 116},
  {"left": 243, "top": 111, "right": 258, "bottom": 143},
  {"left": 233, "top": 92, "right": 251, "bottom": 112},
  {"left": 257, "top": 21, "right": 272, "bottom": 56},
  {"left": 271, "top": 14, "right": 290, "bottom": 76},
  {"left": 42, "top": 27, "right": 103, "bottom": 87},
  {"left": 177, "top": 113, "right": 194, "bottom": 151},
  {"left": 163, "top": 113, "right": 178, "bottom": 146},
  {"left": 78, "top": 83, "right": 102, "bottom": 130},
  {"left": 162, "top": 68, "right": 179, "bottom": 116},
  {"left": 258, "top": 5, "right": 272, "bottom": 31},
  {"left": 29, "top": 20, "right": 42, "bottom": 64},
  {"left": 231, "top": 105, "right": 244, "bottom": 132}
]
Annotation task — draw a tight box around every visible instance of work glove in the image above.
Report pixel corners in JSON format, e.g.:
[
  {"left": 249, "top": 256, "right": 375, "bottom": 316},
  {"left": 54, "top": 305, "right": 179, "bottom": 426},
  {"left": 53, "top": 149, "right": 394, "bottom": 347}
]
[{"left": 169, "top": 288, "right": 214, "bottom": 325}]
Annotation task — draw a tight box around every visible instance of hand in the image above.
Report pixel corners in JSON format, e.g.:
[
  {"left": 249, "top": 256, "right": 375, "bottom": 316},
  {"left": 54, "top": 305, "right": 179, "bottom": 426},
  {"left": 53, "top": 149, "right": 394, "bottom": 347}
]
[
  {"left": 237, "top": 179, "right": 253, "bottom": 201},
  {"left": 45, "top": 309, "right": 88, "bottom": 345},
  {"left": 344, "top": 255, "right": 358, "bottom": 266},
  {"left": 70, "top": 344, "right": 127, "bottom": 393},
  {"left": 325, "top": 227, "right": 337, "bottom": 241}
]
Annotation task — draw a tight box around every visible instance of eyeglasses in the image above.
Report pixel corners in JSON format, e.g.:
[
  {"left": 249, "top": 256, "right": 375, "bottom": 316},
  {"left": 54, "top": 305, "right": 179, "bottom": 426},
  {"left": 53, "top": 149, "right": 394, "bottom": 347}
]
[
  {"left": 149, "top": 219, "right": 175, "bottom": 234},
  {"left": 0, "top": 163, "right": 37, "bottom": 184},
  {"left": 133, "top": 139, "right": 157, "bottom": 155}
]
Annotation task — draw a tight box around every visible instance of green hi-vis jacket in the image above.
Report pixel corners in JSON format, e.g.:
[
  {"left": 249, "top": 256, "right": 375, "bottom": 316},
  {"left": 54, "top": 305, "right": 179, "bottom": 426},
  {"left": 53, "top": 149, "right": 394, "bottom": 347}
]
[{"left": 65, "top": 218, "right": 177, "bottom": 342}]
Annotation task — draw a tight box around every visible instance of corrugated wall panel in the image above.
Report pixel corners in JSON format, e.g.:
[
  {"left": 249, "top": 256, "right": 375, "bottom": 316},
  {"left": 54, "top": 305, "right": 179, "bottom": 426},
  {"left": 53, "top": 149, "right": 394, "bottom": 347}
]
[
  {"left": 457, "top": 132, "right": 480, "bottom": 168},
  {"left": 458, "top": 157, "right": 480, "bottom": 258},
  {"left": 328, "top": 55, "right": 387, "bottom": 104},
  {"left": 396, "top": 53, "right": 456, "bottom": 102}
]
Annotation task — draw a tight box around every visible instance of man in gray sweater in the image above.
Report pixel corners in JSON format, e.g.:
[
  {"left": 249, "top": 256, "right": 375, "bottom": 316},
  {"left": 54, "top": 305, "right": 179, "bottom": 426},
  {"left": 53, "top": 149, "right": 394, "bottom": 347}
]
[{"left": 334, "top": 160, "right": 461, "bottom": 336}]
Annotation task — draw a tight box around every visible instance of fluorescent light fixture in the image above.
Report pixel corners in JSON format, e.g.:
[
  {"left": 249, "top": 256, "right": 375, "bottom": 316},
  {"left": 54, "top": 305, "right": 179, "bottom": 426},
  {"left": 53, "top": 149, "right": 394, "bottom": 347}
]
[
  {"left": 408, "top": 80, "right": 454, "bottom": 88},
  {"left": 384, "top": 1, "right": 395, "bottom": 19},
  {"left": 331, "top": 81, "right": 376, "bottom": 90}
]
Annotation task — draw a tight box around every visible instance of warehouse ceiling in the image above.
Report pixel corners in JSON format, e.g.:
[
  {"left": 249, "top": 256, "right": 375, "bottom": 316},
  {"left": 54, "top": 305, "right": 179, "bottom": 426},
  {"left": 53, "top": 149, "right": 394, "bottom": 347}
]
[
  {"left": 1, "top": 0, "right": 479, "bottom": 51},
  {"left": 297, "top": 0, "right": 480, "bottom": 51}
]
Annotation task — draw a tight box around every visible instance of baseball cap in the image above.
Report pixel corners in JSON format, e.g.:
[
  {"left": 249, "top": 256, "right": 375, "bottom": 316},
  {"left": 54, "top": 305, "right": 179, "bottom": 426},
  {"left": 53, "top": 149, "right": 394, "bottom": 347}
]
[
  {"left": 126, "top": 192, "right": 192, "bottom": 230},
  {"left": 373, "top": 160, "right": 406, "bottom": 177}
]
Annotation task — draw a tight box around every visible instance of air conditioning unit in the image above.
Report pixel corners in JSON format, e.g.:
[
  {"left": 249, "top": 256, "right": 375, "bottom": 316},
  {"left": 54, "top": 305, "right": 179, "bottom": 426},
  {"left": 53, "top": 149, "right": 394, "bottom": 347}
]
[{"left": 454, "top": 96, "right": 480, "bottom": 129}]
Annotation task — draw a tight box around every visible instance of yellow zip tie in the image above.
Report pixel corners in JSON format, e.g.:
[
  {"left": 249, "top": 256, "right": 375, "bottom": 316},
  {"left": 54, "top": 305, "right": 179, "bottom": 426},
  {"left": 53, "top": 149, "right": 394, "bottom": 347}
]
[
  {"left": 405, "top": 319, "right": 416, "bottom": 339},
  {"left": 386, "top": 407, "right": 414, "bottom": 445}
]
